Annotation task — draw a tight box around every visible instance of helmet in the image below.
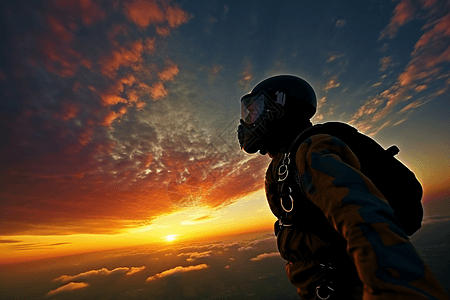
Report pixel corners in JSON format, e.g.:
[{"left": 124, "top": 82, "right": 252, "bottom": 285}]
[{"left": 238, "top": 75, "right": 317, "bottom": 154}]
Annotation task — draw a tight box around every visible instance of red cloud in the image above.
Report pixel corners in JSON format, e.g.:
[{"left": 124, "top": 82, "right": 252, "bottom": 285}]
[
  {"left": 53, "top": 102, "right": 79, "bottom": 121},
  {"left": 51, "top": 0, "right": 106, "bottom": 26},
  {"left": 46, "top": 15, "right": 74, "bottom": 43},
  {"left": 39, "top": 35, "right": 81, "bottom": 77},
  {"left": 124, "top": 0, "right": 166, "bottom": 29}
]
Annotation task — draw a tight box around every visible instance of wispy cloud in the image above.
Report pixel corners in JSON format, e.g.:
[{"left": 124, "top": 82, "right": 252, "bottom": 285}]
[
  {"left": 326, "top": 53, "right": 345, "bottom": 63},
  {"left": 379, "top": 56, "right": 394, "bottom": 72},
  {"left": 323, "top": 76, "right": 341, "bottom": 91},
  {"left": 10, "top": 242, "right": 71, "bottom": 251},
  {"left": 379, "top": 0, "right": 416, "bottom": 40},
  {"left": 47, "top": 282, "right": 89, "bottom": 297},
  {"left": 0, "top": 239, "right": 22, "bottom": 244},
  {"left": 238, "top": 58, "right": 253, "bottom": 91},
  {"left": 146, "top": 264, "right": 209, "bottom": 281},
  {"left": 250, "top": 252, "right": 280, "bottom": 261},
  {"left": 335, "top": 19, "right": 346, "bottom": 27},
  {"left": 54, "top": 266, "right": 146, "bottom": 283},
  {"left": 349, "top": 1, "right": 450, "bottom": 136}
]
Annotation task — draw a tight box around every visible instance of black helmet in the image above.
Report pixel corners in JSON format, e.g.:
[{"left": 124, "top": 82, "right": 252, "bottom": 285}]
[{"left": 238, "top": 75, "right": 317, "bottom": 154}]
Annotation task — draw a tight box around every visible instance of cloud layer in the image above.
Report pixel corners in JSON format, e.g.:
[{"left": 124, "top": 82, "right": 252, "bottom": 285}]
[
  {"left": 54, "top": 266, "right": 146, "bottom": 283},
  {"left": 47, "top": 282, "right": 89, "bottom": 296},
  {"left": 146, "top": 264, "right": 209, "bottom": 281}
]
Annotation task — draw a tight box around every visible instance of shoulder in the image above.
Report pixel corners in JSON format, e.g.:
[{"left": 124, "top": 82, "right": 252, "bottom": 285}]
[{"left": 295, "top": 133, "right": 361, "bottom": 172}]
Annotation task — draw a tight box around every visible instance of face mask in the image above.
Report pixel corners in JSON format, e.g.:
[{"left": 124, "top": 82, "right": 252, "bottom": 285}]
[{"left": 238, "top": 91, "right": 284, "bottom": 154}]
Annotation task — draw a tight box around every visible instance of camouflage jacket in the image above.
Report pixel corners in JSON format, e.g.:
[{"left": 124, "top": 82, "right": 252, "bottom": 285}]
[{"left": 265, "top": 134, "right": 448, "bottom": 300}]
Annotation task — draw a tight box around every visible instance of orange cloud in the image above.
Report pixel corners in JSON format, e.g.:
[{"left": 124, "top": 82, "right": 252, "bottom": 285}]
[
  {"left": 238, "top": 246, "right": 254, "bottom": 251},
  {"left": 415, "top": 85, "right": 427, "bottom": 92},
  {"left": 420, "top": 0, "right": 438, "bottom": 9},
  {"left": 99, "top": 75, "right": 137, "bottom": 106},
  {"left": 145, "top": 37, "right": 156, "bottom": 53},
  {"left": 124, "top": 0, "right": 166, "bottom": 29},
  {"left": 149, "top": 81, "right": 168, "bottom": 100},
  {"left": 47, "top": 282, "right": 89, "bottom": 296},
  {"left": 156, "top": 26, "right": 171, "bottom": 36},
  {"left": 146, "top": 264, "right": 209, "bottom": 281},
  {"left": 323, "top": 76, "right": 340, "bottom": 91},
  {"left": 380, "top": 0, "right": 415, "bottom": 39},
  {"left": 165, "top": 6, "right": 190, "bottom": 28},
  {"left": 238, "top": 59, "right": 253, "bottom": 88},
  {"left": 126, "top": 266, "right": 146, "bottom": 275},
  {"left": 399, "top": 100, "right": 425, "bottom": 112},
  {"left": 78, "top": 125, "right": 94, "bottom": 146},
  {"left": 250, "top": 252, "right": 279, "bottom": 261},
  {"left": 326, "top": 53, "right": 345, "bottom": 63},
  {"left": 158, "top": 64, "right": 179, "bottom": 81},
  {"left": 379, "top": 56, "right": 393, "bottom": 72},
  {"left": 99, "top": 39, "right": 145, "bottom": 78},
  {"left": 101, "top": 107, "right": 127, "bottom": 127},
  {"left": 144, "top": 154, "right": 153, "bottom": 168},
  {"left": 101, "top": 111, "right": 120, "bottom": 127},
  {"left": 54, "top": 266, "right": 145, "bottom": 283},
  {"left": 177, "top": 251, "right": 212, "bottom": 261}
]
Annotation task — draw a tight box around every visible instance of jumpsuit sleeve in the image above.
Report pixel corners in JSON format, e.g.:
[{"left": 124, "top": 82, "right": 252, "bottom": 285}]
[{"left": 295, "top": 133, "right": 448, "bottom": 300}]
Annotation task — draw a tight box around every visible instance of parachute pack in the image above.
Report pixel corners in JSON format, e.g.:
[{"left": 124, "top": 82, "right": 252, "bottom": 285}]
[{"left": 275, "top": 121, "right": 424, "bottom": 237}]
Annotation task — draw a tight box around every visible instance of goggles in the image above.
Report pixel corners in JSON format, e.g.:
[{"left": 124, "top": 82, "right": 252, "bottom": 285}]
[
  {"left": 240, "top": 90, "right": 285, "bottom": 125},
  {"left": 240, "top": 92, "right": 265, "bottom": 124}
]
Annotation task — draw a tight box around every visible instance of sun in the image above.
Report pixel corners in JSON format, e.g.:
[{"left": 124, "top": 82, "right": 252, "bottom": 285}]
[{"left": 164, "top": 235, "right": 177, "bottom": 242}]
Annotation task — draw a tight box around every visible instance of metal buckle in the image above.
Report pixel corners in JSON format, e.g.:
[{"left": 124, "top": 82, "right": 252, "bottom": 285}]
[
  {"left": 280, "top": 194, "right": 294, "bottom": 212},
  {"left": 315, "top": 285, "right": 333, "bottom": 300},
  {"left": 278, "top": 154, "right": 290, "bottom": 182}
]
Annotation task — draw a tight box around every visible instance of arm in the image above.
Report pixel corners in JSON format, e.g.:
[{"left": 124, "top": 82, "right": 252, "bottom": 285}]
[{"left": 295, "top": 133, "right": 448, "bottom": 300}]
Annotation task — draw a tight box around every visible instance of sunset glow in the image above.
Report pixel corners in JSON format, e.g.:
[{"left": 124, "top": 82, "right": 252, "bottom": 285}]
[{"left": 164, "top": 235, "right": 177, "bottom": 242}]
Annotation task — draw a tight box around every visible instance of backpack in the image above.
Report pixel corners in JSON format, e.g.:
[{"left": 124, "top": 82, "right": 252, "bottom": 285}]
[{"left": 275, "top": 121, "right": 423, "bottom": 236}]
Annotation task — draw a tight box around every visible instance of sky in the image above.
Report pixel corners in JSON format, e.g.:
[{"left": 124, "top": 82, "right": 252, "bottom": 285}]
[{"left": 0, "top": 0, "right": 449, "bottom": 265}]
